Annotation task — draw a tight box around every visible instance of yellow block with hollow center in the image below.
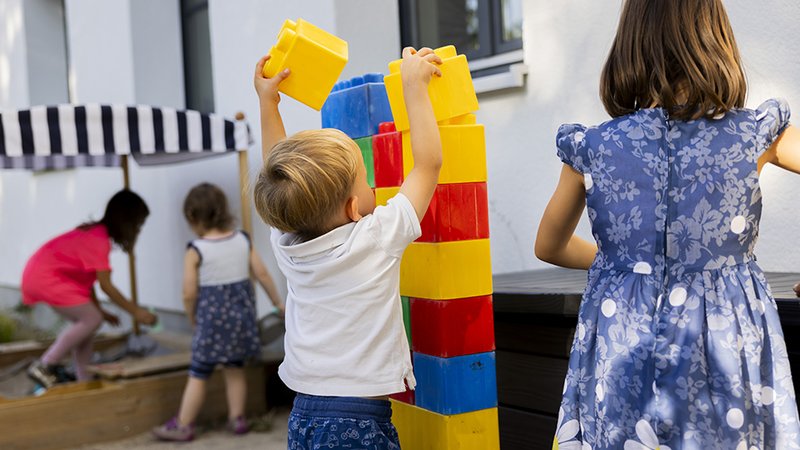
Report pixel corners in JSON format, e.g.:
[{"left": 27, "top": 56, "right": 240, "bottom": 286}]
[
  {"left": 402, "top": 120, "right": 487, "bottom": 184},
  {"left": 391, "top": 400, "right": 500, "bottom": 450},
  {"left": 385, "top": 45, "right": 479, "bottom": 132},
  {"left": 262, "top": 19, "right": 348, "bottom": 110},
  {"left": 400, "top": 239, "right": 492, "bottom": 300}
]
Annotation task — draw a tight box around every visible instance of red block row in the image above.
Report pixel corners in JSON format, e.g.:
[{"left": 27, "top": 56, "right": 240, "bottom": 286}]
[
  {"left": 410, "top": 295, "right": 495, "bottom": 358},
  {"left": 373, "top": 122, "right": 403, "bottom": 188}
]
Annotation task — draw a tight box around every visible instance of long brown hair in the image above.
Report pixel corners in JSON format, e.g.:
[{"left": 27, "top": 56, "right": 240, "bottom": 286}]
[
  {"left": 81, "top": 190, "right": 149, "bottom": 253},
  {"left": 600, "top": 0, "right": 746, "bottom": 120}
]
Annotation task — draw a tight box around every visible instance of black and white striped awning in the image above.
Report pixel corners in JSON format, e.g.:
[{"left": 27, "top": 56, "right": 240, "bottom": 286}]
[{"left": 0, "top": 104, "right": 252, "bottom": 170}]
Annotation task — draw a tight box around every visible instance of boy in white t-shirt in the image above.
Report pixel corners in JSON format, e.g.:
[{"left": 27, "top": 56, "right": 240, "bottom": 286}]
[{"left": 252, "top": 47, "right": 443, "bottom": 449}]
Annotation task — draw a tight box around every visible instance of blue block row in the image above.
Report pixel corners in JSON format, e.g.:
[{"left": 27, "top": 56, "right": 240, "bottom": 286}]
[
  {"left": 321, "top": 73, "right": 394, "bottom": 139},
  {"left": 413, "top": 351, "right": 497, "bottom": 415}
]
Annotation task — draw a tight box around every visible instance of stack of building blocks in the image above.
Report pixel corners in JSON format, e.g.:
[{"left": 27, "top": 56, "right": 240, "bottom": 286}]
[
  {"left": 263, "top": 18, "right": 348, "bottom": 110},
  {"left": 383, "top": 45, "right": 500, "bottom": 449},
  {"left": 321, "top": 73, "right": 396, "bottom": 189}
]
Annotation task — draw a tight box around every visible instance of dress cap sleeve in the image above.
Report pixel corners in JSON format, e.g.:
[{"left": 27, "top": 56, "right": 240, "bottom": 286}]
[
  {"left": 755, "top": 98, "right": 791, "bottom": 154},
  {"left": 556, "top": 123, "right": 588, "bottom": 173}
]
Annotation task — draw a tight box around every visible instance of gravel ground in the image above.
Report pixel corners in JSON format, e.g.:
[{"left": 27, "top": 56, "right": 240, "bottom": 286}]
[{"left": 71, "top": 410, "right": 290, "bottom": 450}]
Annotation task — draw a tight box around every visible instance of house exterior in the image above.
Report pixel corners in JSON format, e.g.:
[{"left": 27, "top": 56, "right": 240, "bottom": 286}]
[{"left": 1, "top": 0, "right": 799, "bottom": 314}]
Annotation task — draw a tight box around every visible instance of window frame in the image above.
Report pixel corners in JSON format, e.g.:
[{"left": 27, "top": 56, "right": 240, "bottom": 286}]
[{"left": 398, "top": 0, "right": 523, "bottom": 66}]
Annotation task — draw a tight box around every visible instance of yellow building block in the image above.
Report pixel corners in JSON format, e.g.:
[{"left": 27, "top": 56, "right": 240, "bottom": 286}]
[
  {"left": 263, "top": 19, "right": 348, "bottom": 110},
  {"left": 402, "top": 121, "right": 487, "bottom": 184},
  {"left": 400, "top": 239, "right": 492, "bottom": 300},
  {"left": 391, "top": 400, "right": 500, "bottom": 450},
  {"left": 375, "top": 187, "right": 400, "bottom": 207},
  {"left": 385, "top": 45, "right": 479, "bottom": 132}
]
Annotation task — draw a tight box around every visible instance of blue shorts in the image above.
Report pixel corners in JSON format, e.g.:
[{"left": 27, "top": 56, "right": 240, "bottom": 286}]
[
  {"left": 189, "top": 359, "right": 244, "bottom": 380},
  {"left": 288, "top": 394, "right": 401, "bottom": 450}
]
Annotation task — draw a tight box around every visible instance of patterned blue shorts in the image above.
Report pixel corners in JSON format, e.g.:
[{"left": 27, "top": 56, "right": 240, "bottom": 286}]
[{"left": 288, "top": 394, "right": 401, "bottom": 450}]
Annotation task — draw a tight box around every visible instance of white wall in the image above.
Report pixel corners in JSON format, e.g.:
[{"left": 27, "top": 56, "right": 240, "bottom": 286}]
[
  {"left": 3, "top": 0, "right": 798, "bottom": 312},
  {"left": 481, "top": 0, "right": 800, "bottom": 274},
  {"left": 0, "top": 0, "right": 401, "bottom": 315}
]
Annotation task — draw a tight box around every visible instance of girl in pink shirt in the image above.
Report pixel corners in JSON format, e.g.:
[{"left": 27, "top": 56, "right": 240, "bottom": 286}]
[{"left": 22, "top": 190, "right": 158, "bottom": 388}]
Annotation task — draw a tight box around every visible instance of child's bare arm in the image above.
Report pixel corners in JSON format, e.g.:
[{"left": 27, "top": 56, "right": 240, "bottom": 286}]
[
  {"left": 97, "top": 271, "right": 158, "bottom": 325},
  {"left": 249, "top": 248, "right": 285, "bottom": 314},
  {"left": 254, "top": 55, "right": 291, "bottom": 160},
  {"left": 397, "top": 47, "right": 443, "bottom": 220},
  {"left": 534, "top": 165, "right": 598, "bottom": 269},
  {"left": 760, "top": 125, "right": 800, "bottom": 175},
  {"left": 182, "top": 248, "right": 200, "bottom": 326}
]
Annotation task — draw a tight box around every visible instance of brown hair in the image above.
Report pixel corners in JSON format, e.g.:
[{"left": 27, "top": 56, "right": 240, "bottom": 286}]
[
  {"left": 600, "top": 0, "right": 746, "bottom": 120},
  {"left": 81, "top": 189, "right": 149, "bottom": 253},
  {"left": 183, "top": 183, "right": 235, "bottom": 232},
  {"left": 254, "top": 129, "right": 360, "bottom": 241}
]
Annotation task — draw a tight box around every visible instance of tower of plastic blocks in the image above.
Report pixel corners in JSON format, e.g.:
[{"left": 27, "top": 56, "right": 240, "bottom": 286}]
[{"left": 383, "top": 46, "right": 500, "bottom": 450}]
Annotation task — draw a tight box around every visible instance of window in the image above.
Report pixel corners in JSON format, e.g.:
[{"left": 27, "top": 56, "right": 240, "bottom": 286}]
[
  {"left": 399, "top": 0, "right": 523, "bottom": 78},
  {"left": 180, "top": 0, "right": 215, "bottom": 113}
]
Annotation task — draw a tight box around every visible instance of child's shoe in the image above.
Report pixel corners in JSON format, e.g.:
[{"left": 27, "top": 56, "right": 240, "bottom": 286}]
[
  {"left": 152, "top": 417, "right": 195, "bottom": 441},
  {"left": 227, "top": 416, "right": 249, "bottom": 435},
  {"left": 26, "top": 360, "right": 58, "bottom": 389}
]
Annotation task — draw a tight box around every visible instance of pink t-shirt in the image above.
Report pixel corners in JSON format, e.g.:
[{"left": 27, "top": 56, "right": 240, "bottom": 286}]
[{"left": 21, "top": 224, "right": 112, "bottom": 307}]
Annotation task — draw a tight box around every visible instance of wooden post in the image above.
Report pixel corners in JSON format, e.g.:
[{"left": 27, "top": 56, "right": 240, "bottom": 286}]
[
  {"left": 236, "top": 112, "right": 253, "bottom": 236},
  {"left": 121, "top": 155, "right": 141, "bottom": 335}
]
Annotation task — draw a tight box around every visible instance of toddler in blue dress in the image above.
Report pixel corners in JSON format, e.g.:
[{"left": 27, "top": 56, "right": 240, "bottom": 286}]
[{"left": 153, "top": 183, "right": 284, "bottom": 442}]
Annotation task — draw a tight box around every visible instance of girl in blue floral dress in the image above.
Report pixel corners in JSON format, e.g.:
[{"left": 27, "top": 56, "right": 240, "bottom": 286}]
[{"left": 536, "top": 1, "right": 800, "bottom": 448}]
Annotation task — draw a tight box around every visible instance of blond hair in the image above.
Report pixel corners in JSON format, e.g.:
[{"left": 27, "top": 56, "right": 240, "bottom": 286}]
[
  {"left": 601, "top": 0, "right": 746, "bottom": 120},
  {"left": 254, "top": 129, "right": 360, "bottom": 240}
]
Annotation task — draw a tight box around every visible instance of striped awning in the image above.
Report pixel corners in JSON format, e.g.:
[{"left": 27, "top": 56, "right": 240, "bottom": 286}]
[{"left": 0, "top": 104, "right": 252, "bottom": 170}]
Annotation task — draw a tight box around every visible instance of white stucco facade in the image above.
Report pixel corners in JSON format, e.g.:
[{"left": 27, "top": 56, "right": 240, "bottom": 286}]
[{"left": 1, "top": 0, "right": 799, "bottom": 314}]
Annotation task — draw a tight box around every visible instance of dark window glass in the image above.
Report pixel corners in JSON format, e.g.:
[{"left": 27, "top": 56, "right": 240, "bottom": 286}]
[
  {"left": 400, "top": 0, "right": 522, "bottom": 62},
  {"left": 181, "top": 0, "right": 214, "bottom": 113}
]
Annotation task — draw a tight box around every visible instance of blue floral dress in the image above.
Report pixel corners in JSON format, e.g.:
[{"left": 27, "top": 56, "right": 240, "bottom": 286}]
[{"left": 553, "top": 99, "right": 800, "bottom": 449}]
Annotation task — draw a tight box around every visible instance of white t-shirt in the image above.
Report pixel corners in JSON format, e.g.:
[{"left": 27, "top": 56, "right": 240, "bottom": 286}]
[{"left": 271, "top": 193, "right": 420, "bottom": 397}]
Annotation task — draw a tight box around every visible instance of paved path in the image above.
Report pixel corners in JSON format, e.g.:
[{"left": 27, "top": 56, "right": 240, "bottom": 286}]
[{"left": 71, "top": 410, "right": 290, "bottom": 450}]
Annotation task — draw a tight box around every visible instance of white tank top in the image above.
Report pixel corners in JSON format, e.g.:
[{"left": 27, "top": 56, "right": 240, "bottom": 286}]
[{"left": 188, "top": 231, "right": 250, "bottom": 286}]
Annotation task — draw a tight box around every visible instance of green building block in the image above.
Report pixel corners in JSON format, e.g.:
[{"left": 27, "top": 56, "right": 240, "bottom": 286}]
[
  {"left": 355, "top": 136, "right": 375, "bottom": 188},
  {"left": 401, "top": 296, "right": 411, "bottom": 347}
]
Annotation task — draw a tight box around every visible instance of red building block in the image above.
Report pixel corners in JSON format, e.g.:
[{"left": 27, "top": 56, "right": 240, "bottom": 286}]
[
  {"left": 419, "top": 182, "right": 490, "bottom": 242},
  {"left": 410, "top": 295, "right": 495, "bottom": 358},
  {"left": 373, "top": 122, "right": 404, "bottom": 188}
]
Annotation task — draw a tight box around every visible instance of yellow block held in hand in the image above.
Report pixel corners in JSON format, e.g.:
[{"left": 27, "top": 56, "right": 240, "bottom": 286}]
[
  {"left": 391, "top": 400, "right": 500, "bottom": 450},
  {"left": 262, "top": 19, "right": 348, "bottom": 110},
  {"left": 385, "top": 45, "right": 479, "bottom": 132}
]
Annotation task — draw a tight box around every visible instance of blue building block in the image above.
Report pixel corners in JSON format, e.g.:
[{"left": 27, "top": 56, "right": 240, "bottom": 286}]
[
  {"left": 413, "top": 351, "right": 497, "bottom": 415},
  {"left": 321, "top": 73, "right": 394, "bottom": 139}
]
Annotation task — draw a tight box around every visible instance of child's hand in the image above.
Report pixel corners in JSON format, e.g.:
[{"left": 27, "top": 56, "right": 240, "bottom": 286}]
[
  {"left": 254, "top": 55, "right": 290, "bottom": 105},
  {"left": 134, "top": 307, "right": 158, "bottom": 326},
  {"left": 400, "top": 47, "right": 442, "bottom": 91}
]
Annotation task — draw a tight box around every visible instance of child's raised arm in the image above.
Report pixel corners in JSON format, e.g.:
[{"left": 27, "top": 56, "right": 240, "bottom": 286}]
[
  {"left": 249, "top": 248, "right": 285, "bottom": 314},
  {"left": 398, "top": 47, "right": 443, "bottom": 220},
  {"left": 254, "top": 55, "right": 291, "bottom": 160},
  {"left": 534, "top": 165, "right": 598, "bottom": 269}
]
